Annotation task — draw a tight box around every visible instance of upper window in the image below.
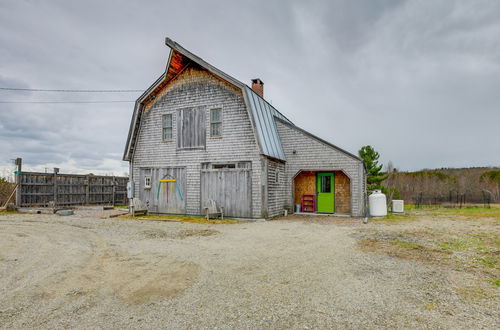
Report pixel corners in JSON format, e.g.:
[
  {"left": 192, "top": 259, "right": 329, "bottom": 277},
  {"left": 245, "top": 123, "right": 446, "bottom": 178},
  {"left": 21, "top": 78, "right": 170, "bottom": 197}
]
[
  {"left": 275, "top": 169, "right": 280, "bottom": 184},
  {"left": 210, "top": 108, "right": 222, "bottom": 137},
  {"left": 162, "top": 114, "right": 173, "bottom": 141}
]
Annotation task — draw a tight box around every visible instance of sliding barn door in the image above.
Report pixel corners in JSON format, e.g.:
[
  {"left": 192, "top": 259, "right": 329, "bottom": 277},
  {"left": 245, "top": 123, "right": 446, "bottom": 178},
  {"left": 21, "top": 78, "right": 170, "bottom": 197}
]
[
  {"left": 140, "top": 167, "right": 186, "bottom": 214},
  {"left": 200, "top": 169, "right": 252, "bottom": 218}
]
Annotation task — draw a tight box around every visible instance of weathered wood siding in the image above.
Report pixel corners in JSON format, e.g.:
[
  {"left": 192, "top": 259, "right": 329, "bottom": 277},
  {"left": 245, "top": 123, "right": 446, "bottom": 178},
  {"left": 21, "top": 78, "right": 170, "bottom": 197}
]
[
  {"left": 276, "top": 120, "right": 365, "bottom": 217},
  {"left": 131, "top": 66, "right": 263, "bottom": 217},
  {"left": 201, "top": 168, "right": 252, "bottom": 218},
  {"left": 17, "top": 172, "right": 127, "bottom": 207},
  {"left": 334, "top": 171, "right": 351, "bottom": 214},
  {"left": 176, "top": 107, "right": 206, "bottom": 149},
  {"left": 294, "top": 171, "right": 316, "bottom": 205},
  {"left": 139, "top": 167, "right": 186, "bottom": 214},
  {"left": 267, "top": 159, "right": 287, "bottom": 217}
]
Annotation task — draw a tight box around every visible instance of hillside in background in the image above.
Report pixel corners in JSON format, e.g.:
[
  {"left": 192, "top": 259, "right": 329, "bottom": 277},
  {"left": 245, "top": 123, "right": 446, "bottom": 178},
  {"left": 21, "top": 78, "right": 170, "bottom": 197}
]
[{"left": 384, "top": 167, "right": 500, "bottom": 205}]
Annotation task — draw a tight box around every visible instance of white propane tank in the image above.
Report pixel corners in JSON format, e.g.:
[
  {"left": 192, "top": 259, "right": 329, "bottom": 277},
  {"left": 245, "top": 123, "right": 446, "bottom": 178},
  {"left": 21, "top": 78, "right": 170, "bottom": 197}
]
[{"left": 369, "top": 189, "right": 387, "bottom": 217}]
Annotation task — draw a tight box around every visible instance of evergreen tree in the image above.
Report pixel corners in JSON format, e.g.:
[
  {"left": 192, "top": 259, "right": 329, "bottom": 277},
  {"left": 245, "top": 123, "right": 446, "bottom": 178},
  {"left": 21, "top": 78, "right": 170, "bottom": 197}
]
[{"left": 358, "top": 145, "right": 386, "bottom": 191}]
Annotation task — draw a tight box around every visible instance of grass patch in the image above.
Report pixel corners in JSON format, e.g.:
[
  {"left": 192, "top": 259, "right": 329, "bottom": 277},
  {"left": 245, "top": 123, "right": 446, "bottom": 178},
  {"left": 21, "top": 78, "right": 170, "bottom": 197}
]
[
  {"left": 422, "top": 302, "right": 438, "bottom": 310},
  {"left": 360, "top": 211, "right": 500, "bottom": 289},
  {"left": 0, "top": 209, "right": 20, "bottom": 216},
  {"left": 456, "top": 286, "right": 493, "bottom": 301},
  {"left": 474, "top": 255, "right": 499, "bottom": 270},
  {"left": 391, "top": 240, "right": 421, "bottom": 249},
  {"left": 119, "top": 214, "right": 238, "bottom": 224},
  {"left": 488, "top": 279, "right": 500, "bottom": 287},
  {"left": 113, "top": 205, "right": 129, "bottom": 209},
  {"left": 370, "top": 213, "right": 415, "bottom": 224},
  {"left": 437, "top": 237, "right": 485, "bottom": 252},
  {"left": 406, "top": 205, "right": 500, "bottom": 218}
]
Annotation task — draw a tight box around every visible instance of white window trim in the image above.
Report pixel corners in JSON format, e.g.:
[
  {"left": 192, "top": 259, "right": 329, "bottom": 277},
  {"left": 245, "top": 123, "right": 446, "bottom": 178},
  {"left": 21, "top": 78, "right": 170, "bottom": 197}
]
[
  {"left": 162, "top": 113, "right": 173, "bottom": 142},
  {"left": 144, "top": 176, "right": 152, "bottom": 189},
  {"left": 209, "top": 108, "right": 223, "bottom": 138}
]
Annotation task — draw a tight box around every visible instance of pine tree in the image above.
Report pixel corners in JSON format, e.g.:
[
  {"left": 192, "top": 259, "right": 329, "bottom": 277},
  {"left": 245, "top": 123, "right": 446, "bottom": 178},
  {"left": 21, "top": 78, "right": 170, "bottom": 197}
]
[{"left": 358, "top": 145, "right": 386, "bottom": 191}]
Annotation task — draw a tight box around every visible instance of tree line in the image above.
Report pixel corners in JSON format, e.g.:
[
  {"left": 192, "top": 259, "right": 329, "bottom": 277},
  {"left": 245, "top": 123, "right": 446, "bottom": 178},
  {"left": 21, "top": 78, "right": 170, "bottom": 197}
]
[{"left": 358, "top": 146, "right": 500, "bottom": 205}]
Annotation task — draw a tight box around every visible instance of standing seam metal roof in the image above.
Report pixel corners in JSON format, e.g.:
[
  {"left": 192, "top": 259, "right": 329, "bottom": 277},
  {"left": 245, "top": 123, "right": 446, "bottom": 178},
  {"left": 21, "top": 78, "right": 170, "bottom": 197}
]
[{"left": 244, "top": 87, "right": 291, "bottom": 161}]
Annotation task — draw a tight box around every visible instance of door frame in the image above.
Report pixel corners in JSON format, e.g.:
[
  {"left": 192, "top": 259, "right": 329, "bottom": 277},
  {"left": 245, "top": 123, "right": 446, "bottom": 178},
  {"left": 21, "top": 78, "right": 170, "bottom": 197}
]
[{"left": 316, "top": 172, "right": 335, "bottom": 213}]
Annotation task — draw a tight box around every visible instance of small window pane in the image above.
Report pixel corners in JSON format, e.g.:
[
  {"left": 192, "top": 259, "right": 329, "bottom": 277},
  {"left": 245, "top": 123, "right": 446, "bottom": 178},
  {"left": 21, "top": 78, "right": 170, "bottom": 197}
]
[
  {"left": 321, "top": 176, "right": 331, "bottom": 193},
  {"left": 162, "top": 114, "right": 173, "bottom": 141},
  {"left": 163, "top": 114, "right": 172, "bottom": 127},
  {"left": 211, "top": 122, "right": 221, "bottom": 137},
  {"left": 212, "top": 163, "right": 235, "bottom": 169},
  {"left": 211, "top": 108, "right": 221, "bottom": 122},
  {"left": 163, "top": 127, "right": 172, "bottom": 140}
]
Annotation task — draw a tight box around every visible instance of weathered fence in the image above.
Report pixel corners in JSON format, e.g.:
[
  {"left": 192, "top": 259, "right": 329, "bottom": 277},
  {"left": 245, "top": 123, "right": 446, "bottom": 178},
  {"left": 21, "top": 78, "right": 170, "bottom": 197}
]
[{"left": 14, "top": 159, "right": 128, "bottom": 207}]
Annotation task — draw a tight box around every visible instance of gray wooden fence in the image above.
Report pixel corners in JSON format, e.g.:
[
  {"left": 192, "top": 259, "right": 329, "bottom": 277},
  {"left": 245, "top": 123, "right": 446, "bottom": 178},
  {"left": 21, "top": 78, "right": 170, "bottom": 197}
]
[{"left": 15, "top": 169, "right": 128, "bottom": 207}]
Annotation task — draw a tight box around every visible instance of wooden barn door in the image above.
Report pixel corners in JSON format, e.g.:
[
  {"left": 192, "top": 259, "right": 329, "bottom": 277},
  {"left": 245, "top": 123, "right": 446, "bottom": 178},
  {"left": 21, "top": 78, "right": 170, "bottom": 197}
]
[
  {"left": 140, "top": 167, "right": 186, "bottom": 214},
  {"left": 200, "top": 168, "right": 252, "bottom": 218}
]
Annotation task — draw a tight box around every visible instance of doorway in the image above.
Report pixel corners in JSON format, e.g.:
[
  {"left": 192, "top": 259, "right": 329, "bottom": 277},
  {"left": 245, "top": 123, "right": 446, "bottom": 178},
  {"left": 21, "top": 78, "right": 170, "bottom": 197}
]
[{"left": 316, "top": 172, "right": 335, "bottom": 213}]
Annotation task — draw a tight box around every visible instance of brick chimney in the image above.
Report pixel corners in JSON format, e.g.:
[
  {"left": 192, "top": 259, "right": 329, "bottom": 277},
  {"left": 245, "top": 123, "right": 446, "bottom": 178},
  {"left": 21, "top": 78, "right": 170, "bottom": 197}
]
[{"left": 251, "top": 78, "right": 264, "bottom": 98}]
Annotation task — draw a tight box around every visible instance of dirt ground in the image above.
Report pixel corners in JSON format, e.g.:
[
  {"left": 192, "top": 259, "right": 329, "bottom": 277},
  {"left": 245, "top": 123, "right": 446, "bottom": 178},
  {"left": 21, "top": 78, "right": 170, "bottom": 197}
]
[{"left": 0, "top": 208, "right": 498, "bottom": 329}]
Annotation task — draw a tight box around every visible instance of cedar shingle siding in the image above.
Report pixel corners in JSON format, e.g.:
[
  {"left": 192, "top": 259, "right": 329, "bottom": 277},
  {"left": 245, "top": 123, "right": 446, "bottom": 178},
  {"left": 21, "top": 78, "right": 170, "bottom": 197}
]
[
  {"left": 131, "top": 67, "right": 263, "bottom": 218},
  {"left": 275, "top": 120, "right": 365, "bottom": 217},
  {"left": 125, "top": 38, "right": 366, "bottom": 218}
]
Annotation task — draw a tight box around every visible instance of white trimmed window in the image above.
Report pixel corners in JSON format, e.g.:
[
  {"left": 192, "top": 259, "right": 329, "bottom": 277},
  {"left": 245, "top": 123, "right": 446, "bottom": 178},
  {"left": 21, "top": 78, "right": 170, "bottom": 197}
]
[
  {"left": 144, "top": 176, "right": 151, "bottom": 189},
  {"left": 144, "top": 176, "right": 152, "bottom": 189},
  {"left": 162, "top": 114, "right": 173, "bottom": 141},
  {"left": 210, "top": 108, "right": 222, "bottom": 137},
  {"left": 275, "top": 169, "right": 280, "bottom": 184}
]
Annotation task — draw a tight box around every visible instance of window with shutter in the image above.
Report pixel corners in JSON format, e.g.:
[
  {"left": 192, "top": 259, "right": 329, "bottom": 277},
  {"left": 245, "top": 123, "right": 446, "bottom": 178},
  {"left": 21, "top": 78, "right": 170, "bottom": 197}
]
[{"left": 176, "top": 107, "right": 206, "bottom": 149}]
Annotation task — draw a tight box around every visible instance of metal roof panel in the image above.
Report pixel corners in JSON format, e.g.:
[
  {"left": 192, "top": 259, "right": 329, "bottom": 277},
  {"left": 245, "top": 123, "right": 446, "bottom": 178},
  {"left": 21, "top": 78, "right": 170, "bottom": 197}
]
[{"left": 244, "top": 87, "right": 289, "bottom": 161}]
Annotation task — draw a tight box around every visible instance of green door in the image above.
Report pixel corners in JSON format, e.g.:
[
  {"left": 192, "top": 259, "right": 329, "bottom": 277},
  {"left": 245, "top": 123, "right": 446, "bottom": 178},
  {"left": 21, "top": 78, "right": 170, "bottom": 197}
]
[{"left": 317, "top": 172, "right": 334, "bottom": 213}]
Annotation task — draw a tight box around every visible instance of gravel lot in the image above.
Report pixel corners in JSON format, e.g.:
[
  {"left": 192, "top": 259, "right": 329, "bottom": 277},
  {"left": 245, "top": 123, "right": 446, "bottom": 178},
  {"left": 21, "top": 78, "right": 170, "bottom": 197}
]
[{"left": 0, "top": 210, "right": 498, "bottom": 329}]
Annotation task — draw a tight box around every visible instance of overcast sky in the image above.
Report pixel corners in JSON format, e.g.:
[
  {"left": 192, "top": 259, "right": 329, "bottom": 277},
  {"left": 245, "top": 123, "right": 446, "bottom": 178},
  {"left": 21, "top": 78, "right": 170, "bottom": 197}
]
[{"left": 1, "top": 0, "right": 499, "bottom": 178}]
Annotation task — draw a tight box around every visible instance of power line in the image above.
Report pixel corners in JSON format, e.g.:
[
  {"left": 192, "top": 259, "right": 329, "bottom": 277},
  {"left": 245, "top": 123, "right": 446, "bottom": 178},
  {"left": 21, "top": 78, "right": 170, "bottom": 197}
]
[
  {"left": 0, "top": 87, "right": 144, "bottom": 93},
  {"left": 0, "top": 100, "right": 135, "bottom": 104}
]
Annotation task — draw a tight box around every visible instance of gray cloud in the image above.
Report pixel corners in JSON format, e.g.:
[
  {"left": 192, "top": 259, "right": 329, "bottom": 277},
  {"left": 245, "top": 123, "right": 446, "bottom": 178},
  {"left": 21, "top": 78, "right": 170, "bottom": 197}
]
[{"left": 0, "top": 0, "right": 499, "bottom": 175}]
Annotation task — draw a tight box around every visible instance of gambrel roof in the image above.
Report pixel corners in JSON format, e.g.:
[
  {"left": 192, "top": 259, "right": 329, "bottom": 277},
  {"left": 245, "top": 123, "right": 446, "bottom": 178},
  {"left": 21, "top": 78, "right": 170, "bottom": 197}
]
[
  {"left": 123, "top": 38, "right": 292, "bottom": 162},
  {"left": 124, "top": 38, "right": 361, "bottom": 163}
]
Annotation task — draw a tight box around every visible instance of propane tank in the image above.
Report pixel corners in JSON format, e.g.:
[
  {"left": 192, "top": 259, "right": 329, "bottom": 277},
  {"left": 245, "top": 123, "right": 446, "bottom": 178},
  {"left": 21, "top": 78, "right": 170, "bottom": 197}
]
[{"left": 369, "top": 189, "right": 387, "bottom": 217}]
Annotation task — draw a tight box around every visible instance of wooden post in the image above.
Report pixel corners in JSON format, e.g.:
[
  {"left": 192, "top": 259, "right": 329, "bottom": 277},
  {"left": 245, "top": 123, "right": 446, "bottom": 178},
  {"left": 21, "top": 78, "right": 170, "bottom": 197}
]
[
  {"left": 261, "top": 157, "right": 268, "bottom": 218},
  {"left": 14, "top": 158, "right": 22, "bottom": 207},
  {"left": 85, "top": 175, "right": 90, "bottom": 205},
  {"left": 112, "top": 176, "right": 116, "bottom": 206},
  {"left": 53, "top": 167, "right": 59, "bottom": 207}
]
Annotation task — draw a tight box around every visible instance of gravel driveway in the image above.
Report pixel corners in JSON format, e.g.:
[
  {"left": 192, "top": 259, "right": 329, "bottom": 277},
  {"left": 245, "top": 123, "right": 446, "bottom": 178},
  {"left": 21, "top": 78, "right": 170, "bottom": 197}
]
[{"left": 0, "top": 212, "right": 497, "bottom": 329}]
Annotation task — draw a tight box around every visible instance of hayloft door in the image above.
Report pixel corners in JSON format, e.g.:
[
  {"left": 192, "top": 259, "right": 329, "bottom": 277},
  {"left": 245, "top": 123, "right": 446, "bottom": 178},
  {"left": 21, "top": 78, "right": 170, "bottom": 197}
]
[{"left": 317, "top": 172, "right": 335, "bottom": 213}]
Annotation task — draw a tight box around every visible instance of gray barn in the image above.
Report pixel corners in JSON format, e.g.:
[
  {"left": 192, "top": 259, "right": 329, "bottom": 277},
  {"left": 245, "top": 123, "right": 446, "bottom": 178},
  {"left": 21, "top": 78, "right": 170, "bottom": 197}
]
[{"left": 124, "top": 38, "right": 366, "bottom": 218}]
